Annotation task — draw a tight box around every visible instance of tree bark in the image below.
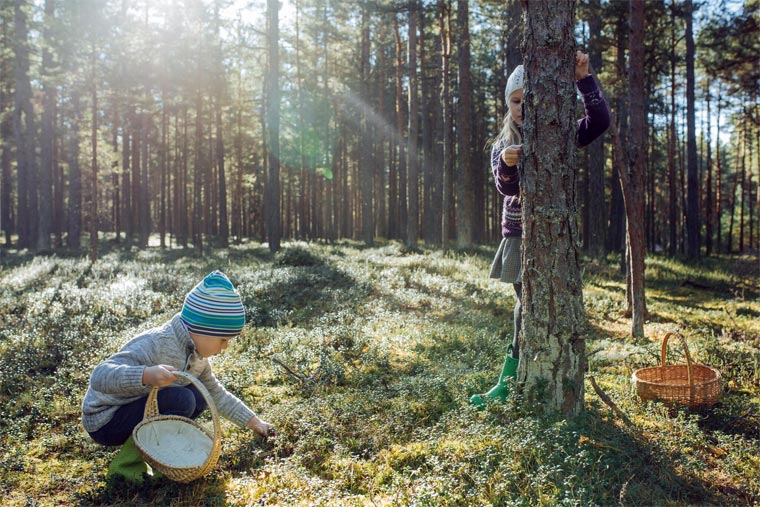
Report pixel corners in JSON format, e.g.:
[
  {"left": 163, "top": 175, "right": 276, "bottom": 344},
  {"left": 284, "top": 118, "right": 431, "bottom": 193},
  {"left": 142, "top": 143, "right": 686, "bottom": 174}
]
[
  {"left": 13, "top": 0, "right": 37, "bottom": 249},
  {"left": 455, "top": 0, "right": 474, "bottom": 248},
  {"left": 685, "top": 0, "right": 699, "bottom": 258},
  {"left": 519, "top": 0, "right": 585, "bottom": 416},
  {"left": 614, "top": 0, "right": 648, "bottom": 338},
  {"left": 361, "top": 5, "right": 374, "bottom": 246},
  {"left": 265, "top": 0, "right": 281, "bottom": 252},
  {"left": 38, "top": 0, "right": 55, "bottom": 252},
  {"left": 439, "top": 1, "right": 453, "bottom": 248},
  {"left": 407, "top": 4, "right": 419, "bottom": 247}
]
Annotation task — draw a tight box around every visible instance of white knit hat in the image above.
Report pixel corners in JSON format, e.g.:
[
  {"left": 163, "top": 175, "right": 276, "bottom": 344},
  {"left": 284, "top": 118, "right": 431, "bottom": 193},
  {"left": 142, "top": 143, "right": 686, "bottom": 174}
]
[{"left": 505, "top": 65, "right": 524, "bottom": 102}]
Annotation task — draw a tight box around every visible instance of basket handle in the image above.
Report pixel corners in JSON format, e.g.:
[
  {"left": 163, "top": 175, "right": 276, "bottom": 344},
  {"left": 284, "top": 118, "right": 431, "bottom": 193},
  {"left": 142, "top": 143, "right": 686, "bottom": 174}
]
[
  {"left": 143, "top": 370, "right": 222, "bottom": 446},
  {"left": 661, "top": 331, "right": 695, "bottom": 401}
]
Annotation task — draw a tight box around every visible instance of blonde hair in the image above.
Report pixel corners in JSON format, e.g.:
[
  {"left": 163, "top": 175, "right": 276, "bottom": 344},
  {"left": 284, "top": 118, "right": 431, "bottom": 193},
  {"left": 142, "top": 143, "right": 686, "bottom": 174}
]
[{"left": 493, "top": 112, "right": 522, "bottom": 153}]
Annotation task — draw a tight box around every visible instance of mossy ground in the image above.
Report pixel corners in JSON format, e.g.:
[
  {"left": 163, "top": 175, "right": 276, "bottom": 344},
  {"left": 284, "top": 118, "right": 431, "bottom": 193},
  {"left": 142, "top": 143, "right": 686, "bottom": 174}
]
[{"left": 1, "top": 239, "right": 758, "bottom": 506}]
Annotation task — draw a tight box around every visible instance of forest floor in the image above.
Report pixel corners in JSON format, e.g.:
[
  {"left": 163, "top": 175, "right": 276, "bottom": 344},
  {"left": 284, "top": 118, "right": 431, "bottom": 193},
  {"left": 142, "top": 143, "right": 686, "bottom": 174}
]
[{"left": 1, "top": 239, "right": 759, "bottom": 506}]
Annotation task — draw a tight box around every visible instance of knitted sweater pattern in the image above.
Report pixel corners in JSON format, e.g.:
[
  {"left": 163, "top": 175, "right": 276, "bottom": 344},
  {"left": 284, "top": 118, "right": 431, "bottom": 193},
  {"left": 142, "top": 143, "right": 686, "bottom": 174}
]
[
  {"left": 491, "top": 74, "right": 610, "bottom": 238},
  {"left": 81, "top": 313, "right": 255, "bottom": 433}
]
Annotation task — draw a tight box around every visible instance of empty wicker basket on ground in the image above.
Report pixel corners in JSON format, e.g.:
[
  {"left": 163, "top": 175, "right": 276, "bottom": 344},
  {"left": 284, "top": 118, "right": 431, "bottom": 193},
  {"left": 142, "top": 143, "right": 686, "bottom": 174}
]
[
  {"left": 133, "top": 371, "right": 221, "bottom": 482},
  {"left": 632, "top": 331, "right": 722, "bottom": 410}
]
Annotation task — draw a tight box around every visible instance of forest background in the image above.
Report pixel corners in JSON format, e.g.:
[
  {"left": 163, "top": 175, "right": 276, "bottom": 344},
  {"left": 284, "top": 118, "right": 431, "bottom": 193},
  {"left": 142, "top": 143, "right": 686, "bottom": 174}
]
[
  {"left": 2, "top": 0, "right": 760, "bottom": 505},
  {"left": 1, "top": 0, "right": 758, "bottom": 258}
]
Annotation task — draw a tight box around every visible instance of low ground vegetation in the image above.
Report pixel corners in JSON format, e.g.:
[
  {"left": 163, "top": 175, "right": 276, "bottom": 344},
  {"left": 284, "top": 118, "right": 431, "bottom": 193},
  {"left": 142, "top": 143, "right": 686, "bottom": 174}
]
[{"left": 1, "top": 240, "right": 758, "bottom": 506}]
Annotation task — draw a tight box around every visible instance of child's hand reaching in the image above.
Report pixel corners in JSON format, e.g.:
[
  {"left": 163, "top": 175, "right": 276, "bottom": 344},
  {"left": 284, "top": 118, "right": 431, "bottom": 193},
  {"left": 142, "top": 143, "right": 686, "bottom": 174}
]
[
  {"left": 575, "top": 50, "right": 590, "bottom": 80},
  {"left": 501, "top": 144, "right": 523, "bottom": 167},
  {"left": 247, "top": 415, "right": 276, "bottom": 438},
  {"left": 142, "top": 364, "right": 178, "bottom": 387}
]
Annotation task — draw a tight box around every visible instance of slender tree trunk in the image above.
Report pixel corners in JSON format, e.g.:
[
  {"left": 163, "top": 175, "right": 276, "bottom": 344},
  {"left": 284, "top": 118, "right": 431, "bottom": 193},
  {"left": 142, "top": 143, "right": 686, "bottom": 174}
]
[
  {"left": 123, "top": 110, "right": 132, "bottom": 249},
  {"left": 393, "top": 16, "right": 407, "bottom": 240},
  {"left": 407, "top": 3, "right": 419, "bottom": 247},
  {"left": 613, "top": 0, "right": 648, "bottom": 338},
  {"left": 455, "top": 0, "right": 474, "bottom": 248},
  {"left": 420, "top": 7, "right": 434, "bottom": 246},
  {"left": 519, "top": 0, "right": 585, "bottom": 415},
  {"left": 439, "top": 1, "right": 453, "bottom": 248},
  {"left": 361, "top": 5, "right": 374, "bottom": 246},
  {"left": 67, "top": 90, "right": 82, "bottom": 250},
  {"left": 13, "top": 0, "right": 37, "bottom": 249},
  {"left": 685, "top": 0, "right": 699, "bottom": 258},
  {"left": 715, "top": 86, "right": 723, "bottom": 253},
  {"left": 160, "top": 86, "right": 167, "bottom": 248},
  {"left": 705, "top": 82, "right": 713, "bottom": 255},
  {"left": 668, "top": 3, "right": 678, "bottom": 256},
  {"left": 586, "top": 0, "right": 606, "bottom": 259},
  {"left": 606, "top": 12, "right": 626, "bottom": 256},
  {"left": 216, "top": 106, "right": 228, "bottom": 247},
  {"left": 266, "top": 0, "right": 281, "bottom": 252},
  {"left": 740, "top": 118, "right": 747, "bottom": 253},
  {"left": 89, "top": 48, "right": 99, "bottom": 262},
  {"left": 38, "top": 0, "right": 55, "bottom": 252}
]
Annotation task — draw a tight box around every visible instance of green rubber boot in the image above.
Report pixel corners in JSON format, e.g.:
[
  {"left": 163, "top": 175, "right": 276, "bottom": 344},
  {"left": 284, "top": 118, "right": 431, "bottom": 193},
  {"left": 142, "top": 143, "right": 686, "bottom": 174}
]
[
  {"left": 107, "top": 436, "right": 148, "bottom": 484},
  {"left": 470, "top": 345, "right": 519, "bottom": 409}
]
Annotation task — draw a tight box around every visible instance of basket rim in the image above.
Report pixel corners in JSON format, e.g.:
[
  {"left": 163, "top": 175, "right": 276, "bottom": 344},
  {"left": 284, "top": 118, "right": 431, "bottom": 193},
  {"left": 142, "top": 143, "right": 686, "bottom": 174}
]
[{"left": 132, "top": 371, "right": 221, "bottom": 479}]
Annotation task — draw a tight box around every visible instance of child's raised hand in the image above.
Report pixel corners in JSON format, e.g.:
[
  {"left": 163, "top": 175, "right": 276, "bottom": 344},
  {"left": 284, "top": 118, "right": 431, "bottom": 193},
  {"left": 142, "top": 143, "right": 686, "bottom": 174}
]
[
  {"left": 575, "top": 50, "right": 590, "bottom": 80},
  {"left": 142, "top": 364, "right": 178, "bottom": 387},
  {"left": 501, "top": 144, "right": 523, "bottom": 167}
]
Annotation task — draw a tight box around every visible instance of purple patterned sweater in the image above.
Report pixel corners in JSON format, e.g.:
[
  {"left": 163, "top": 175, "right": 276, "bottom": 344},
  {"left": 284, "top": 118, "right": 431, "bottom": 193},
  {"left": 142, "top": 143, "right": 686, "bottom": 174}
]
[{"left": 492, "top": 74, "right": 610, "bottom": 238}]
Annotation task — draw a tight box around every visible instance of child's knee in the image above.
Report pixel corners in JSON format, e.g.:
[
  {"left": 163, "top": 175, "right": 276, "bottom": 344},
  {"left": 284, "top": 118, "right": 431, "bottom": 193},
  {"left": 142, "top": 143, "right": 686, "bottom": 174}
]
[{"left": 157, "top": 386, "right": 197, "bottom": 418}]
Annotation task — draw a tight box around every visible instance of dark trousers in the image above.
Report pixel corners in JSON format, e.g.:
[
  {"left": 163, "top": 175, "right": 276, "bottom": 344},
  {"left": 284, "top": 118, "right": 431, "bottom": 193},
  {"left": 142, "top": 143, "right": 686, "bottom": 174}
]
[{"left": 88, "top": 384, "right": 207, "bottom": 446}]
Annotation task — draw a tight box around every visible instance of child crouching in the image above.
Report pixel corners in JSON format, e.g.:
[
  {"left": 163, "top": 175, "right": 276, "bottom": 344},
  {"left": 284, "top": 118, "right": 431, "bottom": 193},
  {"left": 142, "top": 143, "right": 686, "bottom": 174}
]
[{"left": 81, "top": 270, "right": 274, "bottom": 482}]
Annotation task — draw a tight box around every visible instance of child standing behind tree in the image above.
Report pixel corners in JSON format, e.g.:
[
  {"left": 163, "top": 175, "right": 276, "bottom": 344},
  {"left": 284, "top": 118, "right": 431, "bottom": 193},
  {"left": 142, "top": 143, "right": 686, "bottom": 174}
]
[
  {"left": 82, "top": 270, "right": 274, "bottom": 482},
  {"left": 470, "top": 50, "right": 610, "bottom": 407}
]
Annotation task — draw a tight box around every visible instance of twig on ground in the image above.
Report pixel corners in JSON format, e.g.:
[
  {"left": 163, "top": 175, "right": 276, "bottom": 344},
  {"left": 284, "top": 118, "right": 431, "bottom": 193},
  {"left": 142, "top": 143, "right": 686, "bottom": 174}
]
[{"left": 589, "top": 375, "right": 634, "bottom": 427}]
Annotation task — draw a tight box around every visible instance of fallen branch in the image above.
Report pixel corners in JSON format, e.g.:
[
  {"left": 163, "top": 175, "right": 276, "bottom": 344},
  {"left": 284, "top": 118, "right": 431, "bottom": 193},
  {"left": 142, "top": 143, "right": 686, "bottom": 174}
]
[
  {"left": 588, "top": 375, "right": 634, "bottom": 427},
  {"left": 271, "top": 356, "right": 308, "bottom": 384}
]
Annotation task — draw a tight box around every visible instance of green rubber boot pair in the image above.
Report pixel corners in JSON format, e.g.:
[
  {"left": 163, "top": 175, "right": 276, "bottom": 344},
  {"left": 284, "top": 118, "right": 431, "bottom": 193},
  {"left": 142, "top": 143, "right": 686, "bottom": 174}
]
[
  {"left": 470, "top": 345, "right": 519, "bottom": 409},
  {"left": 107, "top": 436, "right": 152, "bottom": 484}
]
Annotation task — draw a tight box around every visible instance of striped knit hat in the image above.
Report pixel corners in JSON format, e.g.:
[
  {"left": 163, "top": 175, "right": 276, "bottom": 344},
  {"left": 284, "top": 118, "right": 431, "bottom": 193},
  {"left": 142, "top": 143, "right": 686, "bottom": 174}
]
[{"left": 181, "top": 271, "right": 245, "bottom": 337}]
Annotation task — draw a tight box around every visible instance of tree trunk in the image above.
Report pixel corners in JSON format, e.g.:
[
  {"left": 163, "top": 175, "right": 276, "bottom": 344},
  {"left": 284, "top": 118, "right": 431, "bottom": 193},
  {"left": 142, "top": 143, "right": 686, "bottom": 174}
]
[
  {"left": 216, "top": 106, "right": 228, "bottom": 247},
  {"left": 67, "top": 90, "right": 82, "bottom": 250},
  {"left": 89, "top": 48, "right": 99, "bottom": 262},
  {"left": 439, "top": 1, "right": 452, "bottom": 248},
  {"left": 519, "top": 0, "right": 585, "bottom": 416},
  {"left": 407, "top": 4, "right": 419, "bottom": 247},
  {"left": 586, "top": 0, "right": 606, "bottom": 259},
  {"left": 705, "top": 82, "right": 713, "bottom": 255},
  {"left": 266, "top": 0, "right": 281, "bottom": 252},
  {"left": 668, "top": 3, "right": 677, "bottom": 256},
  {"left": 614, "top": 0, "right": 648, "bottom": 339},
  {"left": 13, "top": 0, "right": 37, "bottom": 249},
  {"left": 715, "top": 86, "right": 722, "bottom": 253},
  {"left": 361, "top": 6, "right": 374, "bottom": 246},
  {"left": 393, "top": 16, "right": 407, "bottom": 240},
  {"left": 455, "top": 0, "right": 474, "bottom": 248},
  {"left": 38, "top": 0, "right": 55, "bottom": 252},
  {"left": 685, "top": 0, "right": 699, "bottom": 258}
]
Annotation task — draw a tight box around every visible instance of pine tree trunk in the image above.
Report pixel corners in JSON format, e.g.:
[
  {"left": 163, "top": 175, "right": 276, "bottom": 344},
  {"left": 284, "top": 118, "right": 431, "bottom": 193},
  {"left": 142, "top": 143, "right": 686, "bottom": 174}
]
[
  {"left": 266, "top": 0, "right": 281, "bottom": 252},
  {"left": 685, "top": 0, "right": 699, "bottom": 258},
  {"left": 216, "top": 106, "right": 228, "bottom": 247},
  {"left": 586, "top": 0, "right": 605, "bottom": 259},
  {"left": 67, "top": 90, "right": 82, "bottom": 250},
  {"left": 89, "top": 50, "right": 98, "bottom": 262},
  {"left": 361, "top": 6, "right": 374, "bottom": 246},
  {"left": 455, "top": 0, "right": 474, "bottom": 248},
  {"left": 614, "top": 0, "right": 648, "bottom": 338},
  {"left": 393, "top": 16, "right": 407, "bottom": 240},
  {"left": 519, "top": 0, "right": 585, "bottom": 416},
  {"left": 38, "top": 0, "right": 55, "bottom": 252},
  {"left": 13, "top": 0, "right": 38, "bottom": 249},
  {"left": 440, "top": 1, "right": 453, "bottom": 248},
  {"left": 407, "top": 4, "right": 419, "bottom": 247},
  {"left": 705, "top": 83, "right": 713, "bottom": 255}
]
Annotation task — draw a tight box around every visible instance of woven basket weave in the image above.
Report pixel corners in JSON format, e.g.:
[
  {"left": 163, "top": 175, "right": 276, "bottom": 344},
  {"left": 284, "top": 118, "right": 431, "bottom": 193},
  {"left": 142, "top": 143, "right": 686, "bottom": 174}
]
[
  {"left": 132, "top": 371, "right": 221, "bottom": 482},
  {"left": 632, "top": 331, "right": 721, "bottom": 410}
]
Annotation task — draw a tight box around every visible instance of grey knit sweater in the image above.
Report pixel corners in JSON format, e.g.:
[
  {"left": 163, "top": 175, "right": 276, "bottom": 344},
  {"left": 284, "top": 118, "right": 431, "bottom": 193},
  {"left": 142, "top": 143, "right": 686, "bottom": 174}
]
[{"left": 81, "top": 313, "right": 255, "bottom": 433}]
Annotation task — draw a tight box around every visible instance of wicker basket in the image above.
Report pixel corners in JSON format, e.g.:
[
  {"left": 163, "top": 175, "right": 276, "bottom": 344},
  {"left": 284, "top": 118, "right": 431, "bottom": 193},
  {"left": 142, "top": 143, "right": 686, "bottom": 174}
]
[
  {"left": 132, "top": 371, "right": 221, "bottom": 482},
  {"left": 632, "top": 331, "right": 721, "bottom": 410}
]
